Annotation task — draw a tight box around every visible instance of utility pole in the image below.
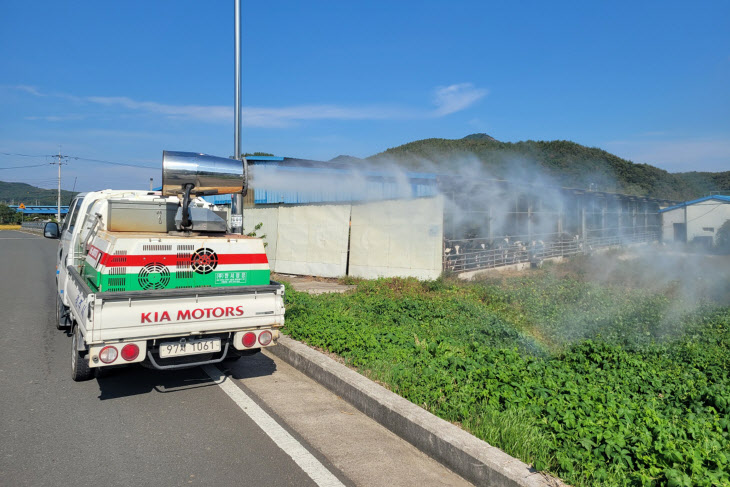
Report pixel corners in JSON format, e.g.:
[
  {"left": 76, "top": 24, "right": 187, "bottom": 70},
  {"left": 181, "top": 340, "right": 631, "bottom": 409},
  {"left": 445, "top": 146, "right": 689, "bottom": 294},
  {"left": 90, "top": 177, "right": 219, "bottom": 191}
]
[{"left": 49, "top": 147, "right": 68, "bottom": 222}]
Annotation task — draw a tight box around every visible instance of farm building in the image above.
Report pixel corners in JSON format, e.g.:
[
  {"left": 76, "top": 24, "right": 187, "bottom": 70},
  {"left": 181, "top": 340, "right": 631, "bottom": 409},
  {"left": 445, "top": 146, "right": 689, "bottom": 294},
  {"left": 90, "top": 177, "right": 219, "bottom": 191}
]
[
  {"left": 659, "top": 195, "right": 730, "bottom": 246},
  {"left": 204, "top": 156, "right": 677, "bottom": 279}
]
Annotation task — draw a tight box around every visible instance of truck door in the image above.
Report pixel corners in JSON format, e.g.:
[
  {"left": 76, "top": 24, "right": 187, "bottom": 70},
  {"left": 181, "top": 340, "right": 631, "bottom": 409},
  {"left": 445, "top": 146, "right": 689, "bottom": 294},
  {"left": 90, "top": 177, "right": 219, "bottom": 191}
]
[{"left": 57, "top": 197, "right": 85, "bottom": 304}]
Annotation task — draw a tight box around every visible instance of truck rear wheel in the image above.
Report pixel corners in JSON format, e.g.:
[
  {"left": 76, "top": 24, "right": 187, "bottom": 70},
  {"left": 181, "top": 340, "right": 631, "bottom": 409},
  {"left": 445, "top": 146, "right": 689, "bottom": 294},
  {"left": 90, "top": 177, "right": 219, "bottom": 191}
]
[
  {"left": 56, "top": 295, "right": 70, "bottom": 330},
  {"left": 71, "top": 326, "right": 94, "bottom": 382}
]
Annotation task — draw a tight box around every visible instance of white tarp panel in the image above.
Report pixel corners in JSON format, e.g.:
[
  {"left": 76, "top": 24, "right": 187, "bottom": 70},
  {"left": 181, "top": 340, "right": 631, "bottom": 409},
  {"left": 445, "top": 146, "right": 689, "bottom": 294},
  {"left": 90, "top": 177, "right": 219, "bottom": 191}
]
[
  {"left": 349, "top": 196, "right": 443, "bottom": 280},
  {"left": 274, "top": 205, "right": 351, "bottom": 277},
  {"left": 243, "top": 207, "right": 280, "bottom": 268}
]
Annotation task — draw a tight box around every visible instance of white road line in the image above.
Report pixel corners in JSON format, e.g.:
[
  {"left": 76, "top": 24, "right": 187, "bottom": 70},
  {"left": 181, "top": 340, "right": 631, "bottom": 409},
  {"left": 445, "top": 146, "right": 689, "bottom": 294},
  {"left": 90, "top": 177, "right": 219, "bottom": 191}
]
[
  {"left": 0, "top": 231, "right": 42, "bottom": 239},
  {"left": 202, "top": 365, "right": 346, "bottom": 487}
]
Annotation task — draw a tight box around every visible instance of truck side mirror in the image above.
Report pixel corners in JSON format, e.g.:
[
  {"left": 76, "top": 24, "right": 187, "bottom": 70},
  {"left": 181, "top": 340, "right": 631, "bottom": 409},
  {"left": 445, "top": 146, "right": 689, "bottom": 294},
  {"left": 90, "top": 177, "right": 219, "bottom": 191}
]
[{"left": 44, "top": 222, "right": 60, "bottom": 239}]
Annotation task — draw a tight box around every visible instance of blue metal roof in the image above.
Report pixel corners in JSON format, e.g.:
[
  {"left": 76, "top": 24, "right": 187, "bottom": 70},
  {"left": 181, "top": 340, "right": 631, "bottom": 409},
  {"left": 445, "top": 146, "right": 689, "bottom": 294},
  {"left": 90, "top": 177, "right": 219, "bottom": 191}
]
[
  {"left": 9, "top": 205, "right": 69, "bottom": 215},
  {"left": 201, "top": 194, "right": 236, "bottom": 205},
  {"left": 659, "top": 195, "right": 730, "bottom": 213},
  {"left": 246, "top": 156, "right": 284, "bottom": 161}
]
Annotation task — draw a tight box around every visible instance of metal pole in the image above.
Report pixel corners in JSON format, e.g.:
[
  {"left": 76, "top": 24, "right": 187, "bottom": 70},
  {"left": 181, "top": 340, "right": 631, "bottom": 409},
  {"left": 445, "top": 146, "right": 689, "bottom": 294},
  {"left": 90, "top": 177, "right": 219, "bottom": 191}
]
[
  {"left": 231, "top": 0, "right": 244, "bottom": 235},
  {"left": 581, "top": 204, "right": 587, "bottom": 252},
  {"left": 57, "top": 149, "right": 62, "bottom": 222}
]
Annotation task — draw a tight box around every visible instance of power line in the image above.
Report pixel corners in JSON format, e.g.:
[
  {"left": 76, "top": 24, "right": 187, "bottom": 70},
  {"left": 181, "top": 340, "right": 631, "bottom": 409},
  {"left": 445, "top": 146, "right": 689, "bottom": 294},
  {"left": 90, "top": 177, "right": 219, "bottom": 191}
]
[
  {"left": 0, "top": 163, "right": 49, "bottom": 170},
  {"left": 1, "top": 151, "right": 157, "bottom": 169},
  {"left": 0, "top": 152, "right": 54, "bottom": 158},
  {"left": 71, "top": 156, "right": 157, "bottom": 169},
  {"left": 686, "top": 203, "right": 723, "bottom": 223},
  {"left": 3, "top": 179, "right": 59, "bottom": 184}
]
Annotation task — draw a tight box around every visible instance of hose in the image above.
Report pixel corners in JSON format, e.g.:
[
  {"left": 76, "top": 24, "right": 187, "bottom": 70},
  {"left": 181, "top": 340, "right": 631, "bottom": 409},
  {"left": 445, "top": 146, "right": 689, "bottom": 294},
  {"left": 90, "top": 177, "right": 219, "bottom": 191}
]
[{"left": 181, "top": 183, "right": 194, "bottom": 229}]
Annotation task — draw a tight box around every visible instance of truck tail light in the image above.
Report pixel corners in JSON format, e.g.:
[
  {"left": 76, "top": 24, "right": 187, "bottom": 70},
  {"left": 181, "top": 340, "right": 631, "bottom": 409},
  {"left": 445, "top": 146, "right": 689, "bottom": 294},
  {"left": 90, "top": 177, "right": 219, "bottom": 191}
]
[
  {"left": 121, "top": 344, "right": 140, "bottom": 361},
  {"left": 242, "top": 332, "right": 256, "bottom": 348},
  {"left": 99, "top": 346, "right": 118, "bottom": 364},
  {"left": 258, "top": 330, "right": 273, "bottom": 346}
]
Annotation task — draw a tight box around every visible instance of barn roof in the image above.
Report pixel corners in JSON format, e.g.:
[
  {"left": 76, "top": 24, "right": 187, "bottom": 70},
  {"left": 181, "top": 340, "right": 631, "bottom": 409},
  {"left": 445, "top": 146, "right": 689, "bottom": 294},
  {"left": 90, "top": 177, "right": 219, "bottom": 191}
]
[{"left": 659, "top": 195, "right": 730, "bottom": 213}]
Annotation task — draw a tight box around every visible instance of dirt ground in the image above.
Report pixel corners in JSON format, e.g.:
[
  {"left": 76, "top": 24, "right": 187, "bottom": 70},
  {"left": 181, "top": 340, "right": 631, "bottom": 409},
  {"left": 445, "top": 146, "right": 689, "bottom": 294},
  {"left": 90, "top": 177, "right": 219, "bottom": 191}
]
[{"left": 272, "top": 273, "right": 356, "bottom": 295}]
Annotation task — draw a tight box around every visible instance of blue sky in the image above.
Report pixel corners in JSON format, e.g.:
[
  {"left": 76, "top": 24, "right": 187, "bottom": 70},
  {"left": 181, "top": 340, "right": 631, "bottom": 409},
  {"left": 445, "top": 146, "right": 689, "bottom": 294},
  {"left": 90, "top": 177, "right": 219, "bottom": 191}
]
[{"left": 1, "top": 0, "right": 729, "bottom": 192}]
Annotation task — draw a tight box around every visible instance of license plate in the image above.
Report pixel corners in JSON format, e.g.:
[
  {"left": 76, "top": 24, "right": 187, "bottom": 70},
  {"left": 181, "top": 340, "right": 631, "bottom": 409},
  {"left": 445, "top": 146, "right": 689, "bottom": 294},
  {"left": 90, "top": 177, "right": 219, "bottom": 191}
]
[{"left": 159, "top": 338, "right": 221, "bottom": 358}]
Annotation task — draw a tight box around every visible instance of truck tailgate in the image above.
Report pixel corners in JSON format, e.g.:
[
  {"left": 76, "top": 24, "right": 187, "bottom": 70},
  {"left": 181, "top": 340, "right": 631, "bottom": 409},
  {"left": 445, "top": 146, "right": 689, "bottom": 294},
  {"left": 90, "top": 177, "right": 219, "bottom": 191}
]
[
  {"left": 94, "top": 290, "right": 284, "bottom": 342},
  {"left": 68, "top": 266, "right": 284, "bottom": 343}
]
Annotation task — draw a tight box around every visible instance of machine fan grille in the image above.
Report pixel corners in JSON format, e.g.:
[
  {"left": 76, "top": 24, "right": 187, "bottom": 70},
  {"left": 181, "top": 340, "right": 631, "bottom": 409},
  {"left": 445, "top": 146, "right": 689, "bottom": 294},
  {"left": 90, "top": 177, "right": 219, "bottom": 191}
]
[
  {"left": 137, "top": 263, "right": 171, "bottom": 290},
  {"left": 191, "top": 248, "right": 218, "bottom": 274}
]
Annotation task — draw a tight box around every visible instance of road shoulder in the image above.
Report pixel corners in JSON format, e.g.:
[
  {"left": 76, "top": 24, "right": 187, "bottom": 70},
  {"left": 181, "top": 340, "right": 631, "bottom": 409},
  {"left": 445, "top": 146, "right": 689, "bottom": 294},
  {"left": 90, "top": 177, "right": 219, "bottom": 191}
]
[{"left": 226, "top": 349, "right": 474, "bottom": 487}]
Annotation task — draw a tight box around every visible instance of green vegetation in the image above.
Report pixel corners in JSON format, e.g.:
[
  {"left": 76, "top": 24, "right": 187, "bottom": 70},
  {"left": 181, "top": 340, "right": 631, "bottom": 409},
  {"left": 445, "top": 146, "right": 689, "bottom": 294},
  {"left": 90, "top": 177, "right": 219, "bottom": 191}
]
[
  {"left": 0, "top": 181, "right": 77, "bottom": 206},
  {"left": 283, "top": 256, "right": 730, "bottom": 486},
  {"left": 717, "top": 221, "right": 730, "bottom": 253},
  {"left": 245, "top": 222, "right": 267, "bottom": 247},
  {"left": 0, "top": 204, "right": 17, "bottom": 224},
  {"left": 367, "top": 135, "right": 730, "bottom": 201}
]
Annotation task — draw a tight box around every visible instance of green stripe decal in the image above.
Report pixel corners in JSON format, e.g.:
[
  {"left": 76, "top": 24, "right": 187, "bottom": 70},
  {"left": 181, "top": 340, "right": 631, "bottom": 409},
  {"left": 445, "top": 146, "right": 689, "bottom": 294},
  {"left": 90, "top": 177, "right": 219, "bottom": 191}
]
[{"left": 87, "top": 269, "right": 270, "bottom": 291}]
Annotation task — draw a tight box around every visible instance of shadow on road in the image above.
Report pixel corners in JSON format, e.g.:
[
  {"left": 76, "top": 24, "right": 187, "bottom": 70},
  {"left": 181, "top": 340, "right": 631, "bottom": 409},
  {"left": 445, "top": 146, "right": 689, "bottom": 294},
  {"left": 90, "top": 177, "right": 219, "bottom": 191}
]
[
  {"left": 226, "top": 350, "right": 277, "bottom": 380},
  {"left": 95, "top": 352, "right": 277, "bottom": 400}
]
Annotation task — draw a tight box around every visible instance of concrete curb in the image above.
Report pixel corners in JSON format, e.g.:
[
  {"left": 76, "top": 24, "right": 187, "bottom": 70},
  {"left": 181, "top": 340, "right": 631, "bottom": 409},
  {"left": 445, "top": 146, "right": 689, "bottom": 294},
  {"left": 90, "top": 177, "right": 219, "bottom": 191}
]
[{"left": 270, "top": 336, "right": 563, "bottom": 487}]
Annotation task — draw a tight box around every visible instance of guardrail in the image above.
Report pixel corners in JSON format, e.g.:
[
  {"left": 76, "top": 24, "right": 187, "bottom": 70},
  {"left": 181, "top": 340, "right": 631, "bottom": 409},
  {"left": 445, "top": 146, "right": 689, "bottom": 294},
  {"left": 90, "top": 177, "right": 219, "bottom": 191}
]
[
  {"left": 21, "top": 221, "right": 46, "bottom": 229},
  {"left": 20, "top": 221, "right": 47, "bottom": 233},
  {"left": 444, "top": 229, "right": 661, "bottom": 273}
]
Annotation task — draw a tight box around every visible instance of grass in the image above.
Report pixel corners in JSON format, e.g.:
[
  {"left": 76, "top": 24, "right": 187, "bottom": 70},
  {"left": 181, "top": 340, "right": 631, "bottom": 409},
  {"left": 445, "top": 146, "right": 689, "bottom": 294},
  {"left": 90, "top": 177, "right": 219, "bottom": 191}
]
[
  {"left": 282, "top": 251, "right": 730, "bottom": 486},
  {"left": 463, "top": 405, "right": 555, "bottom": 469}
]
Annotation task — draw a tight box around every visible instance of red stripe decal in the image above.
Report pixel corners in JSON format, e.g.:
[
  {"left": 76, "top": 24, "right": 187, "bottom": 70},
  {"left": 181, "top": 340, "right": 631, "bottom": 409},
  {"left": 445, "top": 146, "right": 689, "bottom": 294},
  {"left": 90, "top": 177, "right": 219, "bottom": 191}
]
[{"left": 95, "top": 250, "right": 268, "bottom": 267}]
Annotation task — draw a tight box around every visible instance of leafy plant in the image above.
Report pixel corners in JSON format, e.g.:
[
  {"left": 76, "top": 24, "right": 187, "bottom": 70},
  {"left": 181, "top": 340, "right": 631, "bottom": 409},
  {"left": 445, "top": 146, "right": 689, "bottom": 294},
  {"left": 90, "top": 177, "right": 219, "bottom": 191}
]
[
  {"left": 245, "top": 222, "right": 268, "bottom": 247},
  {"left": 716, "top": 220, "right": 730, "bottom": 253},
  {"left": 283, "top": 264, "right": 730, "bottom": 486}
]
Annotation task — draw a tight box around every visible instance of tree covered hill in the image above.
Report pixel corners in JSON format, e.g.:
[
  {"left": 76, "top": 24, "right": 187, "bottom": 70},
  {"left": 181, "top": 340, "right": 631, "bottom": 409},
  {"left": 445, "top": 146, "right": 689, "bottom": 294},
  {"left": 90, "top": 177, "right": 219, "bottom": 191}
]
[
  {"left": 0, "top": 181, "right": 77, "bottom": 206},
  {"left": 368, "top": 135, "right": 729, "bottom": 201}
]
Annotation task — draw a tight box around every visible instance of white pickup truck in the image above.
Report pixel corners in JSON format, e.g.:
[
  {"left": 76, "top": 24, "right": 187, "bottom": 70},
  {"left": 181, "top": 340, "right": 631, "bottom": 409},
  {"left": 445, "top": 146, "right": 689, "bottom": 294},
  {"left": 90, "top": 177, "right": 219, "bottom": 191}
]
[{"left": 45, "top": 183, "right": 285, "bottom": 381}]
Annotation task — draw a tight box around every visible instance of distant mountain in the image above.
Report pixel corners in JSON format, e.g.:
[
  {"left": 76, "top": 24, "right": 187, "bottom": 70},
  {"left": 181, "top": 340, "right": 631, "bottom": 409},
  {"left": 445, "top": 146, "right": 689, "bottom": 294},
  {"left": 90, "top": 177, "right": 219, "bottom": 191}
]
[
  {"left": 368, "top": 137, "right": 729, "bottom": 201},
  {"left": 329, "top": 155, "right": 364, "bottom": 163},
  {"left": 462, "top": 133, "right": 498, "bottom": 142},
  {"left": 0, "top": 181, "right": 77, "bottom": 206}
]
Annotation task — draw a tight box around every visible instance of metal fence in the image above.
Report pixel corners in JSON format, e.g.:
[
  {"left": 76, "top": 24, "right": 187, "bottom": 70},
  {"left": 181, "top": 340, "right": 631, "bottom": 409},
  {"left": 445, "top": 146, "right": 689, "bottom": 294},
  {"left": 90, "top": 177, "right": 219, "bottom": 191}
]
[
  {"left": 443, "top": 228, "right": 661, "bottom": 273},
  {"left": 20, "top": 221, "right": 47, "bottom": 232}
]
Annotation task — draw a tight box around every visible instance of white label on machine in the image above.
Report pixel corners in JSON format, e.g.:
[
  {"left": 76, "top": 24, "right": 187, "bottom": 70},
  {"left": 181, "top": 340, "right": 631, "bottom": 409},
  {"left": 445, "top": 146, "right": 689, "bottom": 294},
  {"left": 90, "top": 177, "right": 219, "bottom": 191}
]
[
  {"left": 215, "top": 272, "right": 247, "bottom": 285},
  {"left": 231, "top": 215, "right": 243, "bottom": 227},
  {"left": 159, "top": 338, "right": 221, "bottom": 358}
]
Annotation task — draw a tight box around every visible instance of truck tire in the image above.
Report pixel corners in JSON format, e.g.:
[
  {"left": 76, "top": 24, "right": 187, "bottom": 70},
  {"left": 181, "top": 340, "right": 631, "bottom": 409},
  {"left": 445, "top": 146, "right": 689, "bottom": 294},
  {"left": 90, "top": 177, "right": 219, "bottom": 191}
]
[
  {"left": 56, "top": 295, "right": 70, "bottom": 330},
  {"left": 71, "top": 325, "right": 94, "bottom": 382}
]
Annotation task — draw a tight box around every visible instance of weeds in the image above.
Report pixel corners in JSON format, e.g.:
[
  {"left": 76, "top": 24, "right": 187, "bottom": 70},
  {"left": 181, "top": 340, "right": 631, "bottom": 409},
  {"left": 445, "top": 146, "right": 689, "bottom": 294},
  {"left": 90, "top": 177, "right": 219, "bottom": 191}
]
[{"left": 284, "top": 260, "right": 730, "bottom": 486}]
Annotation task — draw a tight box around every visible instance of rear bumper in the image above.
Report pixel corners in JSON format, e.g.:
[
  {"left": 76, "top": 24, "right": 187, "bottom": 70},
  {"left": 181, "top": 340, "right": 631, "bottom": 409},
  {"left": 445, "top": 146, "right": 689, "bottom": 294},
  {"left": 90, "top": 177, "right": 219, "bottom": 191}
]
[
  {"left": 145, "top": 341, "right": 231, "bottom": 370},
  {"left": 86, "top": 329, "right": 279, "bottom": 369}
]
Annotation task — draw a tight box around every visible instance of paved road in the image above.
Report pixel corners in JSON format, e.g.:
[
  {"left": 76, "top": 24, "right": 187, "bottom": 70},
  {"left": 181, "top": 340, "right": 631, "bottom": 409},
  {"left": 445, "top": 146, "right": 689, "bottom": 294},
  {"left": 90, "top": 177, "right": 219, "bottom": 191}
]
[{"left": 0, "top": 230, "right": 471, "bottom": 487}]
